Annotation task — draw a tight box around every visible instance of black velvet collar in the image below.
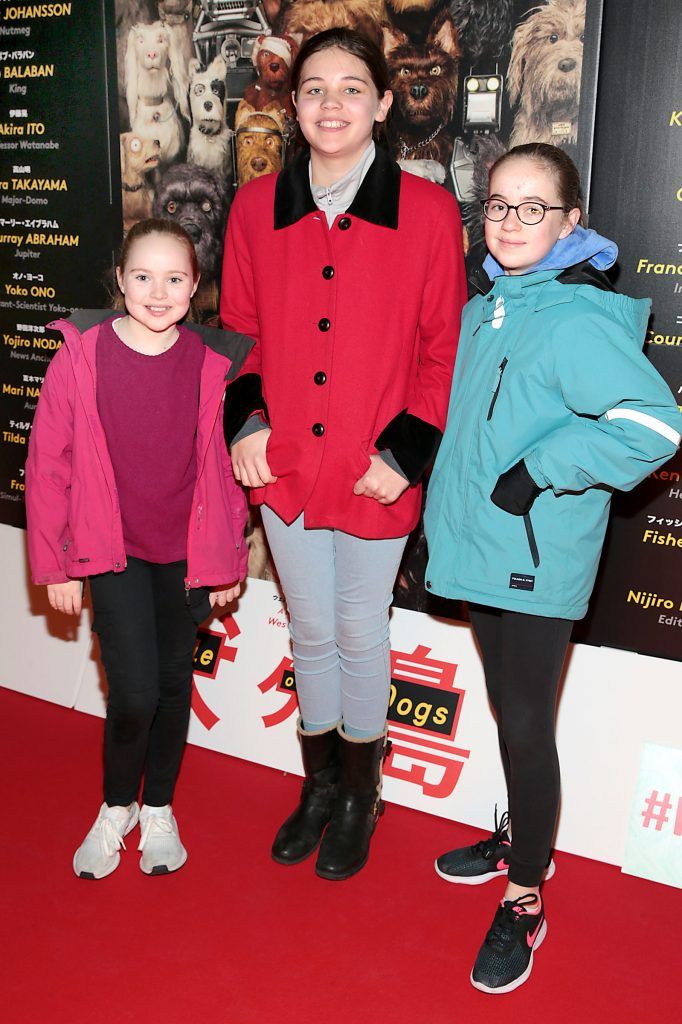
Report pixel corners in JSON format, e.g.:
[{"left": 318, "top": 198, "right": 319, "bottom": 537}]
[{"left": 274, "top": 144, "right": 402, "bottom": 231}]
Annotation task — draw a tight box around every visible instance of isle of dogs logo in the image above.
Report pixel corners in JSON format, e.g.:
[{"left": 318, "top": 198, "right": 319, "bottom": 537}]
[{"left": 260, "top": 644, "right": 470, "bottom": 800}]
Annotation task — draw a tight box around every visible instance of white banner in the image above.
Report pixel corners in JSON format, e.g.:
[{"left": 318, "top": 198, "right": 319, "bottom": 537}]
[
  {"left": 4, "top": 521, "right": 681, "bottom": 876},
  {"left": 622, "top": 743, "right": 682, "bottom": 889}
]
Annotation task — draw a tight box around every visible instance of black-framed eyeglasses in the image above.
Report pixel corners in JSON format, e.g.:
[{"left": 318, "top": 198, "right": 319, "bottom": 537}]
[{"left": 480, "top": 199, "right": 567, "bottom": 225}]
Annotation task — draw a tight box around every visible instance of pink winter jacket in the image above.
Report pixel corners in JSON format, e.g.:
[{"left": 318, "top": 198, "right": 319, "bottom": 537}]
[{"left": 26, "top": 311, "right": 253, "bottom": 590}]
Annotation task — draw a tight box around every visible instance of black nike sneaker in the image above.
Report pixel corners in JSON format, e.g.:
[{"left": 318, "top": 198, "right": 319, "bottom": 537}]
[
  {"left": 471, "top": 893, "right": 547, "bottom": 994},
  {"left": 434, "top": 809, "right": 555, "bottom": 885}
]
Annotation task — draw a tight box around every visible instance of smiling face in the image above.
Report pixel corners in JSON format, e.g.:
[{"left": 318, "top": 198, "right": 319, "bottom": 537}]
[
  {"left": 293, "top": 46, "right": 392, "bottom": 170},
  {"left": 485, "top": 156, "right": 580, "bottom": 275},
  {"left": 116, "top": 232, "right": 198, "bottom": 338}
]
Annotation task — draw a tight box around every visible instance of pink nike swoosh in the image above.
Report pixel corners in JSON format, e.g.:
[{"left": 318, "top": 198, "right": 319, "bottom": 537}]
[
  {"left": 496, "top": 858, "right": 508, "bottom": 870},
  {"left": 526, "top": 916, "right": 543, "bottom": 948}
]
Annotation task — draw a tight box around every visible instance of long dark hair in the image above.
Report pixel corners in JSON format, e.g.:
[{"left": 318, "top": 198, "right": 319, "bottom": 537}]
[
  {"left": 489, "top": 143, "right": 587, "bottom": 226},
  {"left": 290, "top": 27, "right": 391, "bottom": 144}
]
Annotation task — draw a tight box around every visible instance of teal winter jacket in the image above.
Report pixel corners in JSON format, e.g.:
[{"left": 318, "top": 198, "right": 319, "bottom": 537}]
[{"left": 423, "top": 263, "right": 682, "bottom": 620}]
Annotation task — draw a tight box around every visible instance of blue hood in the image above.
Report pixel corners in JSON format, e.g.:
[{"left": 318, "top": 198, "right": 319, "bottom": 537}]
[{"left": 483, "top": 225, "right": 618, "bottom": 281}]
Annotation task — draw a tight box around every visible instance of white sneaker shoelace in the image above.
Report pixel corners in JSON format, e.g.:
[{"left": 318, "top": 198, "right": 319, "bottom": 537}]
[
  {"left": 74, "top": 803, "right": 138, "bottom": 879},
  {"left": 138, "top": 813, "right": 173, "bottom": 852},
  {"left": 97, "top": 815, "right": 130, "bottom": 858}
]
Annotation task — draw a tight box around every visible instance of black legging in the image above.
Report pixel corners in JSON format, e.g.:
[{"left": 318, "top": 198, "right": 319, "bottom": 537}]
[
  {"left": 90, "top": 557, "right": 210, "bottom": 808},
  {"left": 468, "top": 604, "right": 573, "bottom": 888}
]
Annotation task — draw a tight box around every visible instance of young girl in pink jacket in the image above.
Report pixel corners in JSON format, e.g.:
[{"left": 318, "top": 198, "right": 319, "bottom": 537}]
[{"left": 26, "top": 219, "right": 250, "bottom": 879}]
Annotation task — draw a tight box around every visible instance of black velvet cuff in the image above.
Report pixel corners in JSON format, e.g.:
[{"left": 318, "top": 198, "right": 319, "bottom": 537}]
[
  {"left": 223, "top": 373, "right": 269, "bottom": 447},
  {"left": 491, "top": 459, "right": 542, "bottom": 516},
  {"left": 375, "top": 409, "right": 442, "bottom": 486}
]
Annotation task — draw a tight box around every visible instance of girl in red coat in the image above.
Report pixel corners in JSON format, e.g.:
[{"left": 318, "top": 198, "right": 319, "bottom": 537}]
[
  {"left": 26, "top": 220, "right": 249, "bottom": 880},
  {"left": 221, "top": 28, "right": 466, "bottom": 879}
]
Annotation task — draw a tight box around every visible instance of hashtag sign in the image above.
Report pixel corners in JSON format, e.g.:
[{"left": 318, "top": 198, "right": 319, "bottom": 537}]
[
  {"left": 641, "top": 790, "right": 672, "bottom": 830},
  {"left": 675, "top": 798, "right": 682, "bottom": 837}
]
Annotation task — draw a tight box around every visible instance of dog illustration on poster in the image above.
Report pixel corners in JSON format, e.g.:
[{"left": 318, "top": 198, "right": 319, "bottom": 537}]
[
  {"left": 508, "top": 0, "right": 585, "bottom": 147},
  {"left": 383, "top": 7, "right": 461, "bottom": 181},
  {"left": 112, "top": 0, "right": 593, "bottom": 586},
  {"left": 120, "top": 131, "right": 160, "bottom": 231},
  {"left": 187, "top": 55, "right": 232, "bottom": 179},
  {"left": 242, "top": 33, "right": 297, "bottom": 120},
  {"left": 125, "top": 21, "right": 188, "bottom": 163}
]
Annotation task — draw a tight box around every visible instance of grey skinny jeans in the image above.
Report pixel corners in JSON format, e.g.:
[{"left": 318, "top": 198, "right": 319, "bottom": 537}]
[{"left": 261, "top": 507, "right": 407, "bottom": 738}]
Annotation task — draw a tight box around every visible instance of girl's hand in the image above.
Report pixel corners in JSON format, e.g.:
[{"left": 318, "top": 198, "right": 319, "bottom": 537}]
[
  {"left": 209, "top": 582, "right": 241, "bottom": 608},
  {"left": 353, "top": 455, "right": 410, "bottom": 505},
  {"left": 47, "top": 580, "right": 83, "bottom": 616},
  {"left": 231, "top": 428, "right": 278, "bottom": 488}
]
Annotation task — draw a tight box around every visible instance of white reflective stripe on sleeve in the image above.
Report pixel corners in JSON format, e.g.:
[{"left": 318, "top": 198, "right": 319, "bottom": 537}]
[{"left": 604, "top": 408, "right": 681, "bottom": 446}]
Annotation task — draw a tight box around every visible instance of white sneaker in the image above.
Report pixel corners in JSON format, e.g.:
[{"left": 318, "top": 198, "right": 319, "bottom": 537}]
[
  {"left": 73, "top": 802, "right": 140, "bottom": 879},
  {"left": 138, "top": 804, "right": 187, "bottom": 875}
]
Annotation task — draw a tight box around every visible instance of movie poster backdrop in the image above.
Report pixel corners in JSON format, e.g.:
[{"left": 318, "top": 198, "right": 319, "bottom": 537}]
[
  {"left": 108, "top": 0, "right": 603, "bottom": 598},
  {"left": 7, "top": 2, "right": 678, "bottom": 664},
  {"left": 572, "top": 0, "right": 682, "bottom": 661},
  {"left": 0, "top": 0, "right": 121, "bottom": 529}
]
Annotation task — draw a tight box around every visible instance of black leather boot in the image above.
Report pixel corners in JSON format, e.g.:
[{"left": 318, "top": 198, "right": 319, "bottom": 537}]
[
  {"left": 271, "top": 721, "right": 339, "bottom": 865},
  {"left": 315, "top": 726, "right": 387, "bottom": 881}
]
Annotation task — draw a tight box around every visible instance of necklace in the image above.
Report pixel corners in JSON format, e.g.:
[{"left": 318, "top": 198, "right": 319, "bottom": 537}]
[{"left": 398, "top": 121, "right": 446, "bottom": 159}]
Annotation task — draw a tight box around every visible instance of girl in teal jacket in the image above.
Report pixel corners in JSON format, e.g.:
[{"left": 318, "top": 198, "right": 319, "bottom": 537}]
[{"left": 423, "top": 144, "right": 681, "bottom": 995}]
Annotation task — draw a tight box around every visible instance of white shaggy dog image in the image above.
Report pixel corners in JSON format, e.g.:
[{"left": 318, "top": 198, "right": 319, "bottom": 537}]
[
  {"left": 125, "top": 21, "right": 187, "bottom": 164},
  {"left": 508, "top": 0, "right": 585, "bottom": 147},
  {"left": 187, "top": 56, "right": 232, "bottom": 181},
  {"left": 159, "top": 0, "right": 195, "bottom": 117}
]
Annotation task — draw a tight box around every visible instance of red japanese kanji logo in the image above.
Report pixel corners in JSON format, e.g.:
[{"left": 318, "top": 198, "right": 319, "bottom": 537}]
[
  {"left": 256, "top": 643, "right": 470, "bottom": 800},
  {"left": 258, "top": 656, "right": 297, "bottom": 728},
  {"left": 385, "top": 644, "right": 470, "bottom": 800},
  {"left": 191, "top": 615, "right": 240, "bottom": 730}
]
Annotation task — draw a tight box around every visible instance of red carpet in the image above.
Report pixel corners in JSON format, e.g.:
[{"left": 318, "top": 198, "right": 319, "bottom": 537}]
[{"left": 1, "top": 685, "right": 679, "bottom": 1024}]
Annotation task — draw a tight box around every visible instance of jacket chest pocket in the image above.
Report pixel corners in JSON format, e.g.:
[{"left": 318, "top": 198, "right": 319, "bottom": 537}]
[{"left": 486, "top": 357, "right": 508, "bottom": 421}]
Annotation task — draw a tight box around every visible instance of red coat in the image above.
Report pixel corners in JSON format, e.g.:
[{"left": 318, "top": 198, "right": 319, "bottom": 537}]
[{"left": 220, "top": 147, "right": 467, "bottom": 539}]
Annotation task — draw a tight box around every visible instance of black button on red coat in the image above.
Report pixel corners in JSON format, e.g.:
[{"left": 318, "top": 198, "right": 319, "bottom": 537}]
[
  {"left": 312, "top": 423, "right": 325, "bottom": 437},
  {"left": 338, "top": 217, "right": 351, "bottom": 230},
  {"left": 318, "top": 318, "right": 331, "bottom": 332},
  {"left": 322, "top": 266, "right": 334, "bottom": 279},
  {"left": 314, "top": 371, "right": 327, "bottom": 386}
]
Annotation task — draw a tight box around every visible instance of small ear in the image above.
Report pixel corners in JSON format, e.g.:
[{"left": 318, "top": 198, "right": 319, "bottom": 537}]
[
  {"left": 211, "top": 55, "right": 227, "bottom": 80},
  {"left": 115, "top": 265, "right": 125, "bottom": 294},
  {"left": 506, "top": 49, "right": 524, "bottom": 105},
  {"left": 428, "top": 12, "right": 458, "bottom": 59},
  {"left": 508, "top": 18, "right": 535, "bottom": 104},
  {"left": 382, "top": 23, "right": 408, "bottom": 58},
  {"left": 189, "top": 57, "right": 201, "bottom": 78},
  {"left": 235, "top": 100, "right": 255, "bottom": 129},
  {"left": 283, "top": 33, "right": 299, "bottom": 62},
  {"left": 559, "top": 207, "right": 582, "bottom": 238},
  {"left": 125, "top": 28, "right": 140, "bottom": 121}
]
